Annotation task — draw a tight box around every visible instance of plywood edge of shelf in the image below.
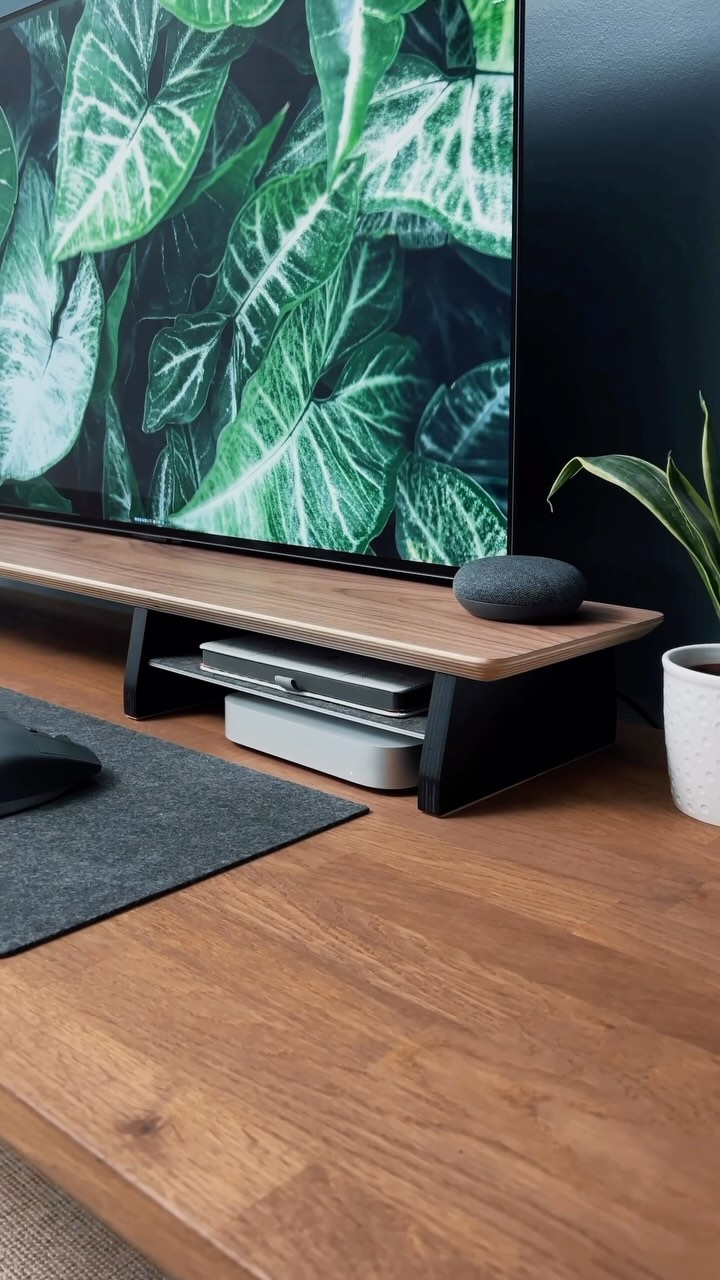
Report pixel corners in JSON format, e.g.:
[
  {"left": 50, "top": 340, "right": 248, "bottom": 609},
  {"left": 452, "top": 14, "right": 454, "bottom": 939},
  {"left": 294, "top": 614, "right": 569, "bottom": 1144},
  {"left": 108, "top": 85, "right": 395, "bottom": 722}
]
[{"left": 0, "top": 519, "right": 663, "bottom": 681}]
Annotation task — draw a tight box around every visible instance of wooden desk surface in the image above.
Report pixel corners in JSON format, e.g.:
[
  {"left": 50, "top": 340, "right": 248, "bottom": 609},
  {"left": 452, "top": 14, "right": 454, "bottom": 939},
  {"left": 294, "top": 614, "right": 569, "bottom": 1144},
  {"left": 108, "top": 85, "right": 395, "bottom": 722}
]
[{"left": 1, "top": 591, "right": 719, "bottom": 1280}]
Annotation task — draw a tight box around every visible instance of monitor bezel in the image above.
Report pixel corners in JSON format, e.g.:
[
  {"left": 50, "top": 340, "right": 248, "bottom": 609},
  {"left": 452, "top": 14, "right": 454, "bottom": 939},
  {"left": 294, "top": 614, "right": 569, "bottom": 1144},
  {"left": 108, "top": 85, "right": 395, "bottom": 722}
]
[{"left": 0, "top": 0, "right": 527, "bottom": 585}]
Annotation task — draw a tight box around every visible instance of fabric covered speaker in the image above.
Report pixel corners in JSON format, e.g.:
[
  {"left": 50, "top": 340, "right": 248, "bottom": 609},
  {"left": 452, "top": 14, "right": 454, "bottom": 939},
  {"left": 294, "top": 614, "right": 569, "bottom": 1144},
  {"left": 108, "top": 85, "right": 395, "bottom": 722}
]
[{"left": 453, "top": 556, "right": 587, "bottom": 624}]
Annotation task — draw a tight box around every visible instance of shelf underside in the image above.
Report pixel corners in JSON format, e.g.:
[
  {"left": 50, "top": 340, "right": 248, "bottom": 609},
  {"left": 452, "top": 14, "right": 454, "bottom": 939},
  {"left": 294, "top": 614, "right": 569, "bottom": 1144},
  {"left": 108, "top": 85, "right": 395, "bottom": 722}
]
[{"left": 148, "top": 656, "right": 429, "bottom": 740}]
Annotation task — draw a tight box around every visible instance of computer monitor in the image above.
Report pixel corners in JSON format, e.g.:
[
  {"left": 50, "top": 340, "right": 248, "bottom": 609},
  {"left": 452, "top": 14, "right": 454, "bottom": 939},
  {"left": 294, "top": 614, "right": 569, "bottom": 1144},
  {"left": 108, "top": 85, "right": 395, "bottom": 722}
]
[{"left": 0, "top": 0, "right": 522, "bottom": 579}]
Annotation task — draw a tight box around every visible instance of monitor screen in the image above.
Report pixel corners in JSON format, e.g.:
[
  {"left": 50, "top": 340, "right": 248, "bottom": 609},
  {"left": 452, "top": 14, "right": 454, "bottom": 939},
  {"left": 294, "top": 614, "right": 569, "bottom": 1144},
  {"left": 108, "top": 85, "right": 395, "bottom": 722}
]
[{"left": 0, "top": 0, "right": 518, "bottom": 577}]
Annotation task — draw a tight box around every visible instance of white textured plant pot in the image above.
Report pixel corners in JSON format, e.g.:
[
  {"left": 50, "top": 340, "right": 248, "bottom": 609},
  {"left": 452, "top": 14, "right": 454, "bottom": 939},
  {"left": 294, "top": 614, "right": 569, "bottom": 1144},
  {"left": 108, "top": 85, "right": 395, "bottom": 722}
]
[{"left": 663, "top": 645, "right": 720, "bottom": 826}]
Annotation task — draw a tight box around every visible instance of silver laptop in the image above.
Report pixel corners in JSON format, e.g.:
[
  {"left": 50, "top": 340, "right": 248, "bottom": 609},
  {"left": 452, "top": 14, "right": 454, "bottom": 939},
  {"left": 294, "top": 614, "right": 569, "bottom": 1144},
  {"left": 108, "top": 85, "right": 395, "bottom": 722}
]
[{"left": 200, "top": 636, "right": 433, "bottom": 717}]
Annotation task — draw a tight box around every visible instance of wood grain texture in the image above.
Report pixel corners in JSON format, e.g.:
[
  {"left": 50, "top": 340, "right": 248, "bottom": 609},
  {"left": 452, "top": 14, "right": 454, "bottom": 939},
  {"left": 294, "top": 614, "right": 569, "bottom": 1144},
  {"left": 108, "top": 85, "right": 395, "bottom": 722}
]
[
  {"left": 0, "top": 519, "right": 662, "bottom": 679},
  {"left": 2, "top": 591, "right": 720, "bottom": 1280}
]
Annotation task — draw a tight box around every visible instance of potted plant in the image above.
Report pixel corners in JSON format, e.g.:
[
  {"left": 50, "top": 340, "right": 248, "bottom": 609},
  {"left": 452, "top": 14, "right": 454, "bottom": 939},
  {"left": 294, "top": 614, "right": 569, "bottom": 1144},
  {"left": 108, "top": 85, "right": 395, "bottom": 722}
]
[{"left": 549, "top": 396, "right": 720, "bottom": 827}]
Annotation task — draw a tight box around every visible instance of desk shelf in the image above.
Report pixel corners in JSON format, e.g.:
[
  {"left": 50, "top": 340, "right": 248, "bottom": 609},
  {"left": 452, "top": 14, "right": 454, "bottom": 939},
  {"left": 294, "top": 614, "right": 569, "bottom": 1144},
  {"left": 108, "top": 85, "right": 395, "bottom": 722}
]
[{"left": 0, "top": 519, "right": 663, "bottom": 814}]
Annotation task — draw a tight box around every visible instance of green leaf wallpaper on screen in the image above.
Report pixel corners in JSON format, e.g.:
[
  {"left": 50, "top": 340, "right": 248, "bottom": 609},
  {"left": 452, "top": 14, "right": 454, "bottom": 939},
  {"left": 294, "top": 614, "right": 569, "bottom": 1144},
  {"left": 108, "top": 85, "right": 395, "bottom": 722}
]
[{"left": 0, "top": 0, "right": 515, "bottom": 568}]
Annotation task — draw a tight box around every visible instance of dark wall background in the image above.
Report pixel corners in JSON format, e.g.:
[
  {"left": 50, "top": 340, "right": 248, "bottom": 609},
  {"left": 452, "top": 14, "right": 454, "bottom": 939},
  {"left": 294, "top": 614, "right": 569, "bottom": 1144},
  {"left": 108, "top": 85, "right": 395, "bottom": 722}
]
[{"left": 515, "top": 0, "right": 720, "bottom": 719}]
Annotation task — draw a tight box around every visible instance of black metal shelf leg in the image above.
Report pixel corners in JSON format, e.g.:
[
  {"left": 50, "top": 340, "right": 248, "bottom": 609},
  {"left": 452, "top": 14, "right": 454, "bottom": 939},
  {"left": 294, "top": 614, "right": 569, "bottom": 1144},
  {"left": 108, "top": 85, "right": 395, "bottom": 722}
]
[
  {"left": 418, "top": 649, "right": 617, "bottom": 816},
  {"left": 124, "top": 608, "right": 228, "bottom": 720}
]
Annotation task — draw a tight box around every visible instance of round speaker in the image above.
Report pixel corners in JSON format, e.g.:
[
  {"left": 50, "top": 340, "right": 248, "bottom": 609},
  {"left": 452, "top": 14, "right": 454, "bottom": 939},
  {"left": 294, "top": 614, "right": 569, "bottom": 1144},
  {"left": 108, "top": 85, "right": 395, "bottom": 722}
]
[{"left": 453, "top": 556, "right": 587, "bottom": 624}]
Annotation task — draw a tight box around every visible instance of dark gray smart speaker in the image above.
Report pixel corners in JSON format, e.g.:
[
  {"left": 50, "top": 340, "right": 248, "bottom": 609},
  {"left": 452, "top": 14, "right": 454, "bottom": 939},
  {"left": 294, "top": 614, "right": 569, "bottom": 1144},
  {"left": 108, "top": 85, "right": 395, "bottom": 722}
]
[{"left": 453, "top": 556, "right": 587, "bottom": 624}]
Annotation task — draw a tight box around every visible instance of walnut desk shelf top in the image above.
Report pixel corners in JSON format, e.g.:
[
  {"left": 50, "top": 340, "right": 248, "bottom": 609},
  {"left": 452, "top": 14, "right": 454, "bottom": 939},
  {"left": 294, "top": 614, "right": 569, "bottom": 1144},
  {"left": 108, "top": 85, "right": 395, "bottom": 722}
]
[{"left": 0, "top": 520, "right": 661, "bottom": 680}]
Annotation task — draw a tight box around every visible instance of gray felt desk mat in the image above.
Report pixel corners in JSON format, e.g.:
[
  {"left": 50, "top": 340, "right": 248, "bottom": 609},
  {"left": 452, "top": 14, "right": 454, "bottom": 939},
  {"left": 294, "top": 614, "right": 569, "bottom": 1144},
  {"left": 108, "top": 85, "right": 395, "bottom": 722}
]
[{"left": 0, "top": 690, "right": 368, "bottom": 957}]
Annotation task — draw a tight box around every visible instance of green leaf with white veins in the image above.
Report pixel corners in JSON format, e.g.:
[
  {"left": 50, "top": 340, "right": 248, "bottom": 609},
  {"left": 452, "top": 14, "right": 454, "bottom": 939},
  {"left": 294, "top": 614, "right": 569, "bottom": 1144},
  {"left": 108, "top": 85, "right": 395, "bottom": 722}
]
[
  {"left": 139, "top": 107, "right": 284, "bottom": 320},
  {"left": 361, "top": 56, "right": 513, "bottom": 256},
  {"left": 0, "top": 476, "right": 72, "bottom": 515},
  {"left": 145, "top": 159, "right": 360, "bottom": 434},
  {"left": 92, "top": 247, "right": 136, "bottom": 407},
  {"left": 172, "top": 240, "right": 425, "bottom": 548},
  {"left": 216, "top": 158, "right": 361, "bottom": 368},
  {"left": 359, "top": 210, "right": 449, "bottom": 249},
  {"left": 15, "top": 7, "right": 67, "bottom": 90},
  {"left": 416, "top": 359, "right": 510, "bottom": 511},
  {"left": 52, "top": 0, "right": 251, "bottom": 261},
  {"left": 404, "top": 1, "right": 474, "bottom": 72},
  {"left": 396, "top": 455, "right": 507, "bottom": 565},
  {"left": 0, "top": 163, "right": 104, "bottom": 483},
  {"left": 310, "top": 238, "right": 404, "bottom": 370},
  {"left": 204, "top": 239, "right": 399, "bottom": 450},
  {"left": 307, "top": 0, "right": 423, "bottom": 180},
  {"left": 466, "top": 0, "right": 515, "bottom": 72},
  {"left": 151, "top": 421, "right": 218, "bottom": 520},
  {"left": 144, "top": 311, "right": 227, "bottom": 433},
  {"left": 195, "top": 81, "right": 260, "bottom": 181},
  {"left": 270, "top": 56, "right": 514, "bottom": 256},
  {"left": 103, "top": 397, "right": 143, "bottom": 521},
  {"left": 159, "top": 0, "right": 284, "bottom": 29},
  {"left": 136, "top": 81, "right": 259, "bottom": 318},
  {"left": 0, "top": 109, "right": 18, "bottom": 251}
]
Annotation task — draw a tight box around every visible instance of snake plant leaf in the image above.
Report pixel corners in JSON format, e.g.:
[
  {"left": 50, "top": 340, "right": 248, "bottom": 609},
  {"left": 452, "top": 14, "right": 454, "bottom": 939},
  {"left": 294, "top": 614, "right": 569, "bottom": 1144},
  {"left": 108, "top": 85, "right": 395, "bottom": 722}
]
[
  {"left": 144, "top": 312, "right": 227, "bottom": 433},
  {"left": 701, "top": 395, "right": 720, "bottom": 528},
  {"left": 549, "top": 455, "right": 701, "bottom": 545},
  {"left": 145, "top": 158, "right": 360, "bottom": 434},
  {"left": 416, "top": 359, "right": 510, "bottom": 512},
  {"left": 15, "top": 7, "right": 67, "bottom": 89},
  {"left": 103, "top": 397, "right": 143, "bottom": 521},
  {"left": 52, "top": 0, "right": 251, "bottom": 261},
  {"left": 666, "top": 455, "right": 720, "bottom": 570},
  {"left": 396, "top": 454, "right": 507, "bottom": 565},
  {"left": 271, "top": 55, "right": 514, "bottom": 256},
  {"left": 0, "top": 163, "right": 104, "bottom": 484},
  {"left": 0, "top": 477, "right": 72, "bottom": 514},
  {"left": 548, "top": 455, "right": 720, "bottom": 616},
  {"left": 0, "top": 109, "right": 17, "bottom": 251},
  {"left": 92, "top": 247, "right": 136, "bottom": 407},
  {"left": 172, "top": 239, "right": 425, "bottom": 547},
  {"left": 465, "top": 0, "right": 515, "bottom": 72},
  {"left": 307, "top": 0, "right": 423, "bottom": 181},
  {"left": 159, "top": 0, "right": 284, "bottom": 29}
]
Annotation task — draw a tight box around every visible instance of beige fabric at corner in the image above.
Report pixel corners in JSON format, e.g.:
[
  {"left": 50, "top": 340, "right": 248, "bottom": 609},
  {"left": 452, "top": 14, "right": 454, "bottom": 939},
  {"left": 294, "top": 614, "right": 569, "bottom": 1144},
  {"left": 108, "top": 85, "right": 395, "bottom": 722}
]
[{"left": 0, "top": 1142, "right": 165, "bottom": 1280}]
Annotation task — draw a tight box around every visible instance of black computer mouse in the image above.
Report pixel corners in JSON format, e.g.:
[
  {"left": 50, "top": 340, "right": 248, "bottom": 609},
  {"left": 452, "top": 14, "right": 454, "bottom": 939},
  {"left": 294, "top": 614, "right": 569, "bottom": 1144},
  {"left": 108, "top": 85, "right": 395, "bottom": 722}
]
[{"left": 0, "top": 719, "right": 102, "bottom": 817}]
